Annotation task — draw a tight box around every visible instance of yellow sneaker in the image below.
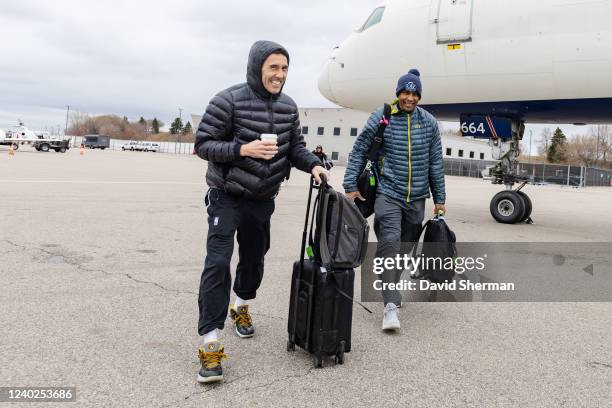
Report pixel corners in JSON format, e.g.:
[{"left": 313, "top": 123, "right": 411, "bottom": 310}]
[
  {"left": 229, "top": 304, "right": 255, "bottom": 338},
  {"left": 197, "top": 341, "right": 227, "bottom": 383}
]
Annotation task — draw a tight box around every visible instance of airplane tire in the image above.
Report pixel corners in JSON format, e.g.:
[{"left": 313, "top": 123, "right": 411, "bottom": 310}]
[
  {"left": 490, "top": 191, "right": 525, "bottom": 224},
  {"left": 516, "top": 191, "right": 532, "bottom": 222},
  {"left": 40, "top": 143, "right": 50, "bottom": 152}
]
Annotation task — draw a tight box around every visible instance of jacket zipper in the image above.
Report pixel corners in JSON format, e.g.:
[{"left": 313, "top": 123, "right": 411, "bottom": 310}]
[
  {"left": 267, "top": 101, "right": 274, "bottom": 133},
  {"left": 406, "top": 113, "right": 412, "bottom": 202}
]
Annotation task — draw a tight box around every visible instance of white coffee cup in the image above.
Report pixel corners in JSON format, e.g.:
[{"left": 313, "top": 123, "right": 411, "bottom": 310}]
[{"left": 260, "top": 133, "right": 278, "bottom": 144}]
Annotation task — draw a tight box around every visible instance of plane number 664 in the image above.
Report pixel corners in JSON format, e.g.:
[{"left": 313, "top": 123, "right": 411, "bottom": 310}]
[{"left": 461, "top": 122, "right": 486, "bottom": 134}]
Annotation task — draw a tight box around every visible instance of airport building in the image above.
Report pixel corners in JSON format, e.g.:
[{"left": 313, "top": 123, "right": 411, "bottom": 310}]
[
  {"left": 192, "top": 108, "right": 493, "bottom": 165},
  {"left": 296, "top": 108, "right": 493, "bottom": 165}
]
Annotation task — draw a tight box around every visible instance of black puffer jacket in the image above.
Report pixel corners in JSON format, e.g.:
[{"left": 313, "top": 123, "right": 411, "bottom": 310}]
[{"left": 195, "top": 40, "right": 320, "bottom": 200}]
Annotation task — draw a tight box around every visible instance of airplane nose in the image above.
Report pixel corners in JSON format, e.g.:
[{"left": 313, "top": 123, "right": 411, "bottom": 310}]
[{"left": 318, "top": 61, "right": 337, "bottom": 104}]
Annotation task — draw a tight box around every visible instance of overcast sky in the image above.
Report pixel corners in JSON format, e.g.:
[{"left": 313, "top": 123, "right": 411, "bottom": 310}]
[
  {"left": 1, "top": 0, "right": 381, "bottom": 131},
  {"left": 1, "top": 0, "right": 584, "bottom": 142}
]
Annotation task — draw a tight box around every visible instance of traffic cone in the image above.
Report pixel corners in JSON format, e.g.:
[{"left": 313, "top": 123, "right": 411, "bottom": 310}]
[
  {"left": 8, "top": 144, "right": 15, "bottom": 156},
  {"left": 80, "top": 144, "right": 84, "bottom": 155}
]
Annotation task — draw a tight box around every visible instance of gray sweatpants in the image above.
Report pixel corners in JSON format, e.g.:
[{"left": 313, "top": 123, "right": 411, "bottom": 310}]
[{"left": 373, "top": 193, "right": 425, "bottom": 306}]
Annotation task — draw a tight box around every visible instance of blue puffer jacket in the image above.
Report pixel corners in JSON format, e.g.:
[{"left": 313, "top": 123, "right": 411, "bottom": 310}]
[{"left": 343, "top": 102, "right": 446, "bottom": 204}]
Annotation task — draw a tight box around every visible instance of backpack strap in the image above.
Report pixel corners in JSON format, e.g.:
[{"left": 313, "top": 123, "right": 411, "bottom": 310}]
[
  {"left": 367, "top": 103, "right": 392, "bottom": 163},
  {"left": 410, "top": 221, "right": 427, "bottom": 259},
  {"left": 318, "top": 188, "right": 333, "bottom": 268},
  {"left": 331, "top": 272, "right": 373, "bottom": 314},
  {"left": 331, "top": 192, "right": 344, "bottom": 261}
]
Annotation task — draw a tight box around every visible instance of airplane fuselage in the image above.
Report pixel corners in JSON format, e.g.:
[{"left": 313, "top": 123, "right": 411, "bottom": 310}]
[{"left": 318, "top": 0, "right": 612, "bottom": 124}]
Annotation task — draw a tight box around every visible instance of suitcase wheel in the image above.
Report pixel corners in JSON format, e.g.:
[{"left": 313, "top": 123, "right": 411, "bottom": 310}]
[
  {"left": 312, "top": 353, "right": 323, "bottom": 368},
  {"left": 286, "top": 340, "right": 295, "bottom": 352},
  {"left": 335, "top": 340, "right": 346, "bottom": 365}
]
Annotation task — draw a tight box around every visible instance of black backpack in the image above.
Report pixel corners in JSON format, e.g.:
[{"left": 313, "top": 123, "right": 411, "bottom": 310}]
[
  {"left": 310, "top": 176, "right": 369, "bottom": 269},
  {"left": 412, "top": 215, "right": 457, "bottom": 283},
  {"left": 355, "top": 103, "right": 392, "bottom": 218}
]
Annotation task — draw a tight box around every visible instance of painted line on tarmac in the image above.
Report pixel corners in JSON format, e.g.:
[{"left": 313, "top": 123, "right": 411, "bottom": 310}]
[{"left": 0, "top": 180, "right": 201, "bottom": 185}]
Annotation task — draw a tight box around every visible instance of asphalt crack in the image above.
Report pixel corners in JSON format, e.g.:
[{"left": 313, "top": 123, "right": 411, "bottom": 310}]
[
  {"left": 163, "top": 368, "right": 315, "bottom": 407},
  {"left": 234, "top": 367, "right": 316, "bottom": 396},
  {"left": 8, "top": 240, "right": 197, "bottom": 297},
  {"left": 588, "top": 361, "right": 612, "bottom": 369},
  {"left": 123, "top": 273, "right": 197, "bottom": 296},
  {"left": 2, "top": 240, "right": 27, "bottom": 251}
]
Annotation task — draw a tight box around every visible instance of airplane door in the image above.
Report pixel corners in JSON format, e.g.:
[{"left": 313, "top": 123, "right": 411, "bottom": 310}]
[{"left": 437, "top": 0, "right": 473, "bottom": 43}]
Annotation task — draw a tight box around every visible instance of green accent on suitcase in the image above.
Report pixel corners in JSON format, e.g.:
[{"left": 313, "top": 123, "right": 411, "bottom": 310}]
[{"left": 369, "top": 175, "right": 375, "bottom": 186}]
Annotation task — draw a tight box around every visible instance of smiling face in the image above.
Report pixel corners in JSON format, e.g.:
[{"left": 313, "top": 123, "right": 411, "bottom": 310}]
[
  {"left": 261, "top": 53, "right": 288, "bottom": 95},
  {"left": 398, "top": 90, "right": 420, "bottom": 113}
]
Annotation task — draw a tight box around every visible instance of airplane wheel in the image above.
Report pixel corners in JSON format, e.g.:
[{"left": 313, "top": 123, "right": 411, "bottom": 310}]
[
  {"left": 490, "top": 191, "right": 525, "bottom": 224},
  {"left": 516, "top": 191, "right": 532, "bottom": 222},
  {"left": 12, "top": 144, "right": 19, "bottom": 150},
  {"left": 39, "top": 143, "right": 50, "bottom": 152}
]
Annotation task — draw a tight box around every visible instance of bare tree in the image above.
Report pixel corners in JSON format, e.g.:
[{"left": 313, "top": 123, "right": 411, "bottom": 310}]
[
  {"left": 589, "top": 125, "right": 611, "bottom": 166},
  {"left": 567, "top": 134, "right": 597, "bottom": 167},
  {"left": 537, "top": 128, "right": 552, "bottom": 156}
]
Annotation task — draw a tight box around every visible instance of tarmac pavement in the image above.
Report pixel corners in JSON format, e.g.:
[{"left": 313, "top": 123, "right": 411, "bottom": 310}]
[{"left": 1, "top": 148, "right": 611, "bottom": 407}]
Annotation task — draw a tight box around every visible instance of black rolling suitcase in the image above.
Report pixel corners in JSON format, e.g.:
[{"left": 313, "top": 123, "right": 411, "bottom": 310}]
[{"left": 287, "top": 176, "right": 370, "bottom": 368}]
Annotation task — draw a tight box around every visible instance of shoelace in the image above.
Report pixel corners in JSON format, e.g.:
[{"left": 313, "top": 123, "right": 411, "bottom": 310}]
[
  {"left": 232, "top": 309, "right": 252, "bottom": 327},
  {"left": 198, "top": 347, "right": 227, "bottom": 369},
  {"left": 384, "top": 305, "right": 397, "bottom": 317}
]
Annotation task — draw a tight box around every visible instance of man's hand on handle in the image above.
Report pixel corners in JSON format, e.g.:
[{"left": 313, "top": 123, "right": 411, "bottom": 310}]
[
  {"left": 240, "top": 140, "right": 278, "bottom": 160},
  {"left": 345, "top": 191, "right": 366, "bottom": 201},
  {"left": 311, "top": 166, "right": 330, "bottom": 184},
  {"left": 434, "top": 203, "right": 446, "bottom": 215}
]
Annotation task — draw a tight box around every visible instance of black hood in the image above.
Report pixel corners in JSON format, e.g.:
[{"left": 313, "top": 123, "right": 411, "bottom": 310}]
[{"left": 246, "top": 40, "right": 290, "bottom": 100}]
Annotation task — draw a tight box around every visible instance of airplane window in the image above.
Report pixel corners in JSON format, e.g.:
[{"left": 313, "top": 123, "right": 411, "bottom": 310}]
[{"left": 359, "top": 6, "right": 385, "bottom": 32}]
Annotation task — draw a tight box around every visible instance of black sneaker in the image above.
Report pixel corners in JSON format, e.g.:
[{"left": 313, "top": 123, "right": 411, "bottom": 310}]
[
  {"left": 229, "top": 304, "right": 255, "bottom": 338},
  {"left": 197, "top": 341, "right": 227, "bottom": 383}
]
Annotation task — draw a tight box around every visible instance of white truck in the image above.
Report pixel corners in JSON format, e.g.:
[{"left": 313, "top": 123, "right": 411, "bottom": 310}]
[{"left": 0, "top": 125, "right": 72, "bottom": 153}]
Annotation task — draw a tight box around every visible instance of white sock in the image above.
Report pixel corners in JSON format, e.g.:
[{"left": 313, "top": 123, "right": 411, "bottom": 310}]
[
  {"left": 234, "top": 296, "right": 248, "bottom": 307},
  {"left": 203, "top": 329, "right": 219, "bottom": 344}
]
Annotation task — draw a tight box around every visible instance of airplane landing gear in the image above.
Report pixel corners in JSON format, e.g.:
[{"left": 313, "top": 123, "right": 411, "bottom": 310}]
[
  {"left": 489, "top": 184, "right": 532, "bottom": 224},
  {"left": 484, "top": 119, "right": 533, "bottom": 224}
]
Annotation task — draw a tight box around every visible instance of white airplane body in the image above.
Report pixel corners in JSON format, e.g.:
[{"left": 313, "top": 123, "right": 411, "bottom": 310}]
[{"left": 319, "top": 0, "right": 612, "bottom": 124}]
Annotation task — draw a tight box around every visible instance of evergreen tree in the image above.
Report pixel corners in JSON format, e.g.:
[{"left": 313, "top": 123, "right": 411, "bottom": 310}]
[
  {"left": 182, "top": 121, "right": 193, "bottom": 135},
  {"left": 151, "top": 118, "right": 160, "bottom": 134},
  {"left": 169, "top": 117, "right": 183, "bottom": 135},
  {"left": 138, "top": 117, "right": 146, "bottom": 125},
  {"left": 547, "top": 127, "right": 568, "bottom": 163}
]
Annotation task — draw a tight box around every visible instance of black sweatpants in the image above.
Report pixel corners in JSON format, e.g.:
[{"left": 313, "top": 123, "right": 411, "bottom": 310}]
[{"left": 197, "top": 188, "right": 275, "bottom": 335}]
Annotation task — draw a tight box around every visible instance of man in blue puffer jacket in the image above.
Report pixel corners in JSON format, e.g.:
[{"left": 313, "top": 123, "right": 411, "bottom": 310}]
[{"left": 344, "top": 69, "right": 446, "bottom": 332}]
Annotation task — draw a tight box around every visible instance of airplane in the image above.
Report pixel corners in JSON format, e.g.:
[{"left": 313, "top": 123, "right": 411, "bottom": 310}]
[{"left": 318, "top": 0, "right": 612, "bottom": 224}]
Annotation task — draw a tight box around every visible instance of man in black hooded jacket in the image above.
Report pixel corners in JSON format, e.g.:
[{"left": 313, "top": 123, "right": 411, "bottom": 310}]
[{"left": 195, "top": 40, "right": 328, "bottom": 383}]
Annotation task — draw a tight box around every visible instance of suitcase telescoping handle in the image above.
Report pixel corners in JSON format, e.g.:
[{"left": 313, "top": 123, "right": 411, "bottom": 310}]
[
  {"left": 299, "top": 174, "right": 328, "bottom": 274},
  {"left": 292, "top": 175, "right": 328, "bottom": 347}
]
